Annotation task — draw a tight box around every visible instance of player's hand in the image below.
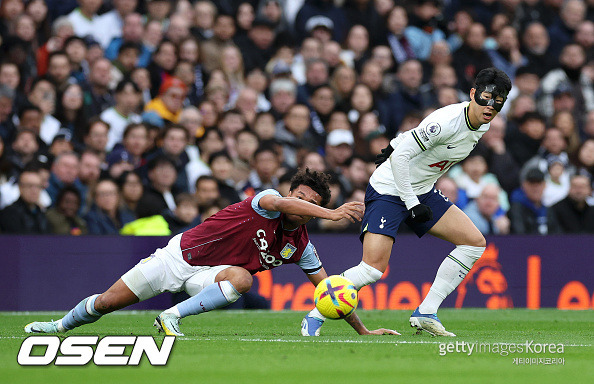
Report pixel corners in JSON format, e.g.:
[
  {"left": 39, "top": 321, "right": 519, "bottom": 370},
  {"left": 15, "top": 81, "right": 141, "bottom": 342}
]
[
  {"left": 409, "top": 203, "right": 433, "bottom": 223},
  {"left": 361, "top": 328, "right": 401, "bottom": 336},
  {"left": 375, "top": 143, "right": 394, "bottom": 167},
  {"left": 329, "top": 202, "right": 365, "bottom": 223}
]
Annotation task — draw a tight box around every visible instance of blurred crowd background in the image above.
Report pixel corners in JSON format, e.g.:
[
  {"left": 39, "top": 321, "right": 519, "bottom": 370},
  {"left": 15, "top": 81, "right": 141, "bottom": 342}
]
[{"left": 0, "top": 0, "right": 593, "bottom": 237}]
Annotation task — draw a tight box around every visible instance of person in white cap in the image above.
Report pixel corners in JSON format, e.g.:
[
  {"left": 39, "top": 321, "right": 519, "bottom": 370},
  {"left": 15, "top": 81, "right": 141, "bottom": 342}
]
[{"left": 325, "top": 129, "right": 354, "bottom": 171}]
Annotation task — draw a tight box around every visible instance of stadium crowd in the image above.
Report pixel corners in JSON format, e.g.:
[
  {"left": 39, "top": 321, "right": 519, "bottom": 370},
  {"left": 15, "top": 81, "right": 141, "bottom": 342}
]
[{"left": 0, "top": 0, "right": 593, "bottom": 237}]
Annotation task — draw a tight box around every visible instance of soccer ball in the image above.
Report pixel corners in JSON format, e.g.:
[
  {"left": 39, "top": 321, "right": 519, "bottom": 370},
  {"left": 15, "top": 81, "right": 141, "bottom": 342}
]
[{"left": 314, "top": 275, "right": 359, "bottom": 319}]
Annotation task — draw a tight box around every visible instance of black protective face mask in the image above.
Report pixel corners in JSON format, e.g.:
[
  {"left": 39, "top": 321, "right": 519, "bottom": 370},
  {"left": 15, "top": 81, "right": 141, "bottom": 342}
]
[{"left": 473, "top": 84, "right": 508, "bottom": 112}]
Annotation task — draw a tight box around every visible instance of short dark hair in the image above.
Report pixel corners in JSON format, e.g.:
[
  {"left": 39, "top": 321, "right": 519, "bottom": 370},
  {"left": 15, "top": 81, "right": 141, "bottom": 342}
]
[
  {"left": 147, "top": 155, "right": 176, "bottom": 171},
  {"left": 56, "top": 185, "right": 82, "bottom": 205},
  {"left": 115, "top": 78, "right": 141, "bottom": 94},
  {"left": 289, "top": 168, "right": 331, "bottom": 207},
  {"left": 195, "top": 174, "right": 217, "bottom": 190},
  {"left": 474, "top": 67, "right": 512, "bottom": 95}
]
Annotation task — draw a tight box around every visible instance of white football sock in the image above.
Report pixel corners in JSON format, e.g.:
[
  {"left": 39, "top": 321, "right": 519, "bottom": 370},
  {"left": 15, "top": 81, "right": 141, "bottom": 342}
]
[
  {"left": 341, "top": 261, "right": 383, "bottom": 290},
  {"left": 418, "top": 245, "right": 485, "bottom": 314}
]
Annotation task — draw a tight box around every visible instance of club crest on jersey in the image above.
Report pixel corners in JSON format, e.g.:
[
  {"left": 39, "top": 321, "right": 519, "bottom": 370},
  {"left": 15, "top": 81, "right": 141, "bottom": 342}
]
[
  {"left": 280, "top": 243, "right": 297, "bottom": 259},
  {"left": 425, "top": 122, "right": 441, "bottom": 137}
]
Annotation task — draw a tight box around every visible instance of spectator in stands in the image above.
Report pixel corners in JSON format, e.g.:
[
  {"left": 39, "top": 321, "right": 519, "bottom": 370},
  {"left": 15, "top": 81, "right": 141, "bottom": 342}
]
[
  {"left": 145, "top": 77, "right": 188, "bottom": 124},
  {"left": 325, "top": 129, "right": 354, "bottom": 172},
  {"left": 0, "top": 167, "right": 49, "bottom": 233},
  {"left": 268, "top": 78, "right": 297, "bottom": 120},
  {"left": 543, "top": 156, "right": 571, "bottom": 207},
  {"left": 464, "top": 184, "right": 510, "bottom": 235},
  {"left": 384, "top": 59, "right": 424, "bottom": 133},
  {"left": 102, "top": 79, "right": 142, "bottom": 151},
  {"left": 452, "top": 22, "right": 493, "bottom": 92},
  {"left": 83, "top": 58, "right": 114, "bottom": 117},
  {"left": 106, "top": 123, "right": 148, "bottom": 179},
  {"left": 201, "top": 13, "right": 236, "bottom": 73},
  {"left": 117, "top": 170, "right": 143, "bottom": 219},
  {"left": 275, "top": 103, "right": 315, "bottom": 169},
  {"left": 136, "top": 156, "right": 178, "bottom": 218},
  {"left": 147, "top": 125, "right": 190, "bottom": 193},
  {"left": 241, "top": 145, "right": 280, "bottom": 198},
  {"left": 6, "top": 128, "right": 40, "bottom": 177},
  {"left": 194, "top": 175, "right": 220, "bottom": 210},
  {"left": 296, "top": 58, "right": 329, "bottom": 105},
  {"left": 163, "top": 192, "right": 200, "bottom": 235},
  {"left": 27, "top": 77, "right": 61, "bottom": 146},
  {"left": 506, "top": 112, "right": 547, "bottom": 167},
  {"left": 521, "top": 22, "right": 557, "bottom": 78},
  {"left": 84, "top": 177, "right": 134, "bottom": 235},
  {"left": 539, "top": 44, "right": 594, "bottom": 120},
  {"left": 487, "top": 26, "right": 527, "bottom": 82},
  {"left": 46, "top": 185, "right": 87, "bottom": 235},
  {"left": 508, "top": 168, "right": 560, "bottom": 235},
  {"left": 83, "top": 118, "right": 109, "bottom": 159},
  {"left": 449, "top": 153, "right": 509, "bottom": 210},
  {"left": 46, "top": 152, "right": 84, "bottom": 205},
  {"left": 550, "top": 174, "right": 594, "bottom": 233},
  {"left": 547, "top": 0, "right": 586, "bottom": 57},
  {"left": 208, "top": 150, "right": 241, "bottom": 204}
]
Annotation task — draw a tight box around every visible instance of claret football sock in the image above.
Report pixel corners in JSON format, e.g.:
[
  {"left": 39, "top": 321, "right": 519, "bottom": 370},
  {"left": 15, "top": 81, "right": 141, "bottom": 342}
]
[
  {"left": 171, "top": 281, "right": 241, "bottom": 318},
  {"left": 59, "top": 294, "right": 103, "bottom": 331},
  {"left": 419, "top": 245, "right": 485, "bottom": 314}
]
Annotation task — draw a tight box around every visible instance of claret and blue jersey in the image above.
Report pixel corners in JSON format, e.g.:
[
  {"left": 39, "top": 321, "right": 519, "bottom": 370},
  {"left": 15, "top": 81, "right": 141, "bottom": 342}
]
[{"left": 180, "top": 189, "right": 322, "bottom": 275}]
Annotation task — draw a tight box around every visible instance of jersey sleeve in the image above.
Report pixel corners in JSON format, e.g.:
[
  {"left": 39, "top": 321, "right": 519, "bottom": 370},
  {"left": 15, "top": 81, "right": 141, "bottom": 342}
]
[
  {"left": 389, "top": 114, "right": 457, "bottom": 210},
  {"left": 251, "top": 189, "right": 282, "bottom": 219},
  {"left": 296, "top": 242, "right": 323, "bottom": 275}
]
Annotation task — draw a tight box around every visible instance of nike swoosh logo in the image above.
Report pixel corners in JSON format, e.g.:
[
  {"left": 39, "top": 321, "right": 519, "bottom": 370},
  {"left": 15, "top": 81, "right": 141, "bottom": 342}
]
[{"left": 447, "top": 145, "right": 456, "bottom": 149}]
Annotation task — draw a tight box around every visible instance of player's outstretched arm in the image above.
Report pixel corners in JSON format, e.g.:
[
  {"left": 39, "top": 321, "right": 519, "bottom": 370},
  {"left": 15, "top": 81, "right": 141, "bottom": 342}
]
[
  {"left": 259, "top": 194, "right": 364, "bottom": 223},
  {"left": 306, "top": 271, "right": 400, "bottom": 336}
]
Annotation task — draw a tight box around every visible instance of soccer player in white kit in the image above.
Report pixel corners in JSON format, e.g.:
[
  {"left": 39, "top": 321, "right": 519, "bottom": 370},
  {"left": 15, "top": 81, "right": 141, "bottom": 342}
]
[{"left": 302, "top": 67, "right": 512, "bottom": 336}]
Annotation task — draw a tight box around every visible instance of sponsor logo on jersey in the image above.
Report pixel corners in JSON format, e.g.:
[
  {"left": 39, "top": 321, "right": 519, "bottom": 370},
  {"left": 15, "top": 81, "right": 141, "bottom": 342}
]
[
  {"left": 253, "top": 229, "right": 283, "bottom": 268},
  {"left": 280, "top": 243, "right": 297, "bottom": 259},
  {"left": 426, "top": 122, "right": 441, "bottom": 136},
  {"left": 447, "top": 144, "right": 456, "bottom": 149}
]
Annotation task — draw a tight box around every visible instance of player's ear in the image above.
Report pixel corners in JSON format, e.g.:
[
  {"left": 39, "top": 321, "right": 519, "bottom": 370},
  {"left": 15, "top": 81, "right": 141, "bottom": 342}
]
[{"left": 470, "top": 87, "right": 475, "bottom": 99}]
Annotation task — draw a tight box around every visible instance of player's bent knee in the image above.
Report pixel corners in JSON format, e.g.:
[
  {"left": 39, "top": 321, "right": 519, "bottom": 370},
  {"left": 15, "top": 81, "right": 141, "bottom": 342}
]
[
  {"left": 219, "top": 267, "right": 253, "bottom": 294},
  {"left": 94, "top": 293, "right": 119, "bottom": 314}
]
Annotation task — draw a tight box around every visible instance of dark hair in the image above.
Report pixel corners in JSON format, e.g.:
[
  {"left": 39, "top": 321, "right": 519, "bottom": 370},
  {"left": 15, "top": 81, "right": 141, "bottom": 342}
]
[
  {"left": 175, "top": 192, "right": 197, "bottom": 206},
  {"left": 208, "top": 150, "right": 232, "bottom": 166},
  {"left": 474, "top": 67, "right": 512, "bottom": 94},
  {"left": 118, "top": 41, "right": 142, "bottom": 55},
  {"left": 116, "top": 170, "right": 142, "bottom": 189},
  {"left": 123, "top": 123, "right": 148, "bottom": 139},
  {"left": 253, "top": 144, "right": 278, "bottom": 160},
  {"left": 115, "top": 78, "right": 141, "bottom": 94},
  {"left": 56, "top": 185, "right": 82, "bottom": 205},
  {"left": 147, "top": 155, "right": 176, "bottom": 171},
  {"left": 195, "top": 174, "right": 217, "bottom": 190},
  {"left": 18, "top": 103, "right": 42, "bottom": 119},
  {"left": 162, "top": 124, "right": 190, "bottom": 141},
  {"left": 289, "top": 168, "right": 331, "bottom": 207},
  {"left": 48, "top": 50, "right": 69, "bottom": 63}
]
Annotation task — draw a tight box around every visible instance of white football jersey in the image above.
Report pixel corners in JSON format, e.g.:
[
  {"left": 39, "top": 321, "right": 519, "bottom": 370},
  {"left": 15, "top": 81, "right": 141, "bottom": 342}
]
[{"left": 370, "top": 102, "right": 489, "bottom": 209}]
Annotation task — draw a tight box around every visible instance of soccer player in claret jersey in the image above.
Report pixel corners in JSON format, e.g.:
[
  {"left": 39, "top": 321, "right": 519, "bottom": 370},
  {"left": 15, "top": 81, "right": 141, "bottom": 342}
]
[
  {"left": 25, "top": 169, "right": 398, "bottom": 337},
  {"left": 301, "top": 67, "right": 512, "bottom": 337}
]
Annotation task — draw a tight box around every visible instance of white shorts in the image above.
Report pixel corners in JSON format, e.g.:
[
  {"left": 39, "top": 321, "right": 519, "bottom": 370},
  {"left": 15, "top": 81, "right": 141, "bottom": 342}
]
[{"left": 121, "top": 234, "right": 232, "bottom": 301}]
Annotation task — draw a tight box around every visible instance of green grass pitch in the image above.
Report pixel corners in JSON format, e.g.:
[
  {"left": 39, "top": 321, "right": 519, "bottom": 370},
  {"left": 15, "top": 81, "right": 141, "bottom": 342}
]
[{"left": 1, "top": 309, "right": 592, "bottom": 384}]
